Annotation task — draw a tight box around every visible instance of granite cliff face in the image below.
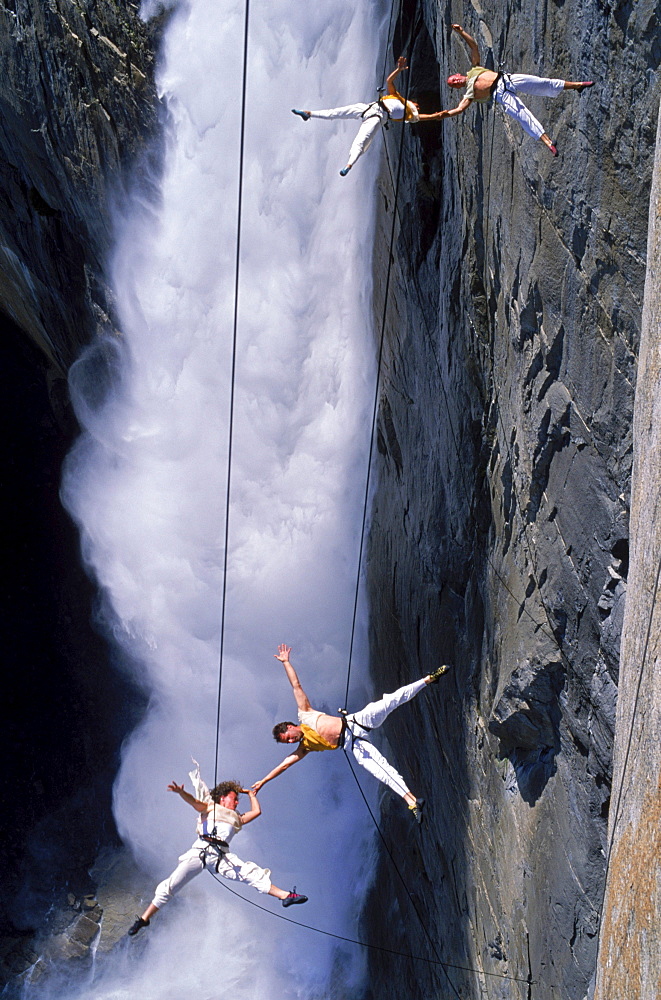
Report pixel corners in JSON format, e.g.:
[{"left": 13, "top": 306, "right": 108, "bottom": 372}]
[
  {"left": 0, "top": 0, "right": 161, "bottom": 375},
  {"left": 362, "top": 1, "right": 660, "bottom": 997},
  {"left": 593, "top": 101, "right": 661, "bottom": 1000},
  {"left": 1, "top": 0, "right": 660, "bottom": 996},
  {"left": 0, "top": 0, "right": 160, "bottom": 986}
]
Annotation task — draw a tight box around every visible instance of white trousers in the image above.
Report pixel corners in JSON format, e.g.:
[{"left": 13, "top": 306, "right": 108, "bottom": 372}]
[
  {"left": 345, "top": 678, "right": 427, "bottom": 798},
  {"left": 152, "top": 844, "right": 272, "bottom": 909},
  {"left": 494, "top": 74, "right": 565, "bottom": 140},
  {"left": 309, "top": 103, "right": 386, "bottom": 166}
]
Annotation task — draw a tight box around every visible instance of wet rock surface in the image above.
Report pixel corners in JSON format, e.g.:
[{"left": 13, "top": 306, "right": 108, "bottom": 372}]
[
  {"left": 361, "top": 2, "right": 660, "bottom": 998},
  {"left": 3, "top": 849, "right": 153, "bottom": 996},
  {"left": 0, "top": 0, "right": 162, "bottom": 374},
  {"left": 0, "top": 0, "right": 159, "bottom": 990}
]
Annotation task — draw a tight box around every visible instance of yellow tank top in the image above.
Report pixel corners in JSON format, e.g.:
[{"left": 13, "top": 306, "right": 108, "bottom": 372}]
[{"left": 300, "top": 723, "right": 338, "bottom": 752}]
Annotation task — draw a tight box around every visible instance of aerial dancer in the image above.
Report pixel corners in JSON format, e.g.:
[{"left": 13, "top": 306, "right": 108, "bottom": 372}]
[
  {"left": 291, "top": 56, "right": 447, "bottom": 175},
  {"left": 442, "top": 24, "right": 594, "bottom": 155},
  {"left": 128, "top": 767, "right": 308, "bottom": 936},
  {"left": 252, "top": 645, "right": 450, "bottom": 823}
]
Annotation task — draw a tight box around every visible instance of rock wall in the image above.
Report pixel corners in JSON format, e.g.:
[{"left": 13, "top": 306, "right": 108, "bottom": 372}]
[
  {"left": 0, "top": 0, "right": 161, "bottom": 987},
  {"left": 1, "top": 0, "right": 660, "bottom": 995},
  {"left": 0, "top": 0, "right": 161, "bottom": 377},
  {"left": 593, "top": 99, "right": 661, "bottom": 1000},
  {"left": 362, "top": 1, "right": 660, "bottom": 997}
]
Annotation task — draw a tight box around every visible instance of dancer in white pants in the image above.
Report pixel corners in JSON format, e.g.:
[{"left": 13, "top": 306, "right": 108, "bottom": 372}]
[
  {"left": 292, "top": 56, "right": 448, "bottom": 175},
  {"left": 127, "top": 773, "right": 307, "bottom": 936},
  {"left": 441, "top": 24, "right": 594, "bottom": 155},
  {"left": 253, "top": 645, "right": 449, "bottom": 823}
]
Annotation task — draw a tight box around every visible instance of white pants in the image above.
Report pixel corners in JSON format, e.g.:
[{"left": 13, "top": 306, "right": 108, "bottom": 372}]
[
  {"left": 152, "top": 843, "right": 272, "bottom": 909},
  {"left": 494, "top": 74, "right": 565, "bottom": 140},
  {"left": 345, "top": 678, "right": 427, "bottom": 798},
  {"left": 309, "top": 103, "right": 387, "bottom": 167}
]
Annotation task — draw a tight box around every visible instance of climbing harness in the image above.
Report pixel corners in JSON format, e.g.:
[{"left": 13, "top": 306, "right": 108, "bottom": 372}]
[
  {"left": 199, "top": 840, "right": 230, "bottom": 873},
  {"left": 336, "top": 709, "right": 372, "bottom": 750}
]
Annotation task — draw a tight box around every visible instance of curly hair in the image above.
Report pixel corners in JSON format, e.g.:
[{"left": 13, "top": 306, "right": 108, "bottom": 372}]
[
  {"left": 209, "top": 780, "right": 243, "bottom": 802},
  {"left": 272, "top": 721, "right": 296, "bottom": 742}
]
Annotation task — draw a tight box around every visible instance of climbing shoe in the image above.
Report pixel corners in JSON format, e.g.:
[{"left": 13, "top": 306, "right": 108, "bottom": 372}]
[
  {"left": 428, "top": 665, "right": 450, "bottom": 684},
  {"left": 291, "top": 109, "right": 311, "bottom": 121},
  {"left": 549, "top": 142, "right": 558, "bottom": 156},
  {"left": 409, "top": 798, "right": 425, "bottom": 824},
  {"left": 128, "top": 916, "right": 149, "bottom": 936},
  {"left": 339, "top": 166, "right": 351, "bottom": 176},
  {"left": 282, "top": 887, "right": 308, "bottom": 908}
]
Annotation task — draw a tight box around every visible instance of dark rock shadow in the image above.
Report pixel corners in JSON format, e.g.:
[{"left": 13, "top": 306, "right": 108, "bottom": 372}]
[{"left": 488, "top": 660, "right": 564, "bottom": 805}]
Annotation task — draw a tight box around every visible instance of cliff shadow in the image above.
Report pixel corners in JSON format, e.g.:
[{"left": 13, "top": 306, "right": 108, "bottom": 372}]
[{"left": 488, "top": 659, "right": 564, "bottom": 806}]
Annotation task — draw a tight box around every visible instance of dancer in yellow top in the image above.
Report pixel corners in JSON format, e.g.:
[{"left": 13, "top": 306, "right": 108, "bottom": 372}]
[{"left": 253, "top": 644, "right": 449, "bottom": 823}]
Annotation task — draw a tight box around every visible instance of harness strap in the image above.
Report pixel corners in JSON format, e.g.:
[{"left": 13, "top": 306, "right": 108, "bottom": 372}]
[
  {"left": 199, "top": 835, "right": 230, "bottom": 872},
  {"left": 200, "top": 835, "right": 230, "bottom": 849},
  {"left": 338, "top": 712, "right": 372, "bottom": 750},
  {"left": 360, "top": 101, "right": 384, "bottom": 122}
]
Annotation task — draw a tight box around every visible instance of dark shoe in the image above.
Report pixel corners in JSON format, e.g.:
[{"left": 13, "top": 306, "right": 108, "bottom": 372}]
[
  {"left": 282, "top": 887, "right": 308, "bottom": 908},
  {"left": 410, "top": 798, "right": 425, "bottom": 824},
  {"left": 291, "top": 109, "right": 310, "bottom": 121},
  {"left": 128, "top": 916, "right": 149, "bottom": 937},
  {"left": 428, "top": 665, "right": 450, "bottom": 684},
  {"left": 339, "top": 166, "right": 351, "bottom": 176}
]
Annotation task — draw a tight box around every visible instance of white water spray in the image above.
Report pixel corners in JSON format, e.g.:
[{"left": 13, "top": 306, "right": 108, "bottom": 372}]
[{"left": 62, "top": 0, "right": 388, "bottom": 996}]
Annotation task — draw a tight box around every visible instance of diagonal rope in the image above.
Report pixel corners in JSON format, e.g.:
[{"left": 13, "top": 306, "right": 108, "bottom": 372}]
[
  {"left": 206, "top": 861, "right": 536, "bottom": 986},
  {"left": 343, "top": 15, "right": 422, "bottom": 712},
  {"left": 213, "top": 0, "right": 251, "bottom": 788}
]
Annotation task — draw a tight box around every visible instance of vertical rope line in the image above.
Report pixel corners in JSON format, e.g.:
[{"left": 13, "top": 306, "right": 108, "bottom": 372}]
[
  {"left": 213, "top": 0, "right": 251, "bottom": 787},
  {"left": 343, "top": 31, "right": 418, "bottom": 710}
]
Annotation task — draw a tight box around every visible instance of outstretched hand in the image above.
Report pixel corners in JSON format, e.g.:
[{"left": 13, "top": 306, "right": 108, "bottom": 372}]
[
  {"left": 396, "top": 55, "right": 408, "bottom": 70},
  {"left": 274, "top": 644, "right": 292, "bottom": 663},
  {"left": 168, "top": 781, "right": 185, "bottom": 794},
  {"left": 452, "top": 23, "right": 463, "bottom": 32},
  {"left": 252, "top": 780, "right": 264, "bottom": 793}
]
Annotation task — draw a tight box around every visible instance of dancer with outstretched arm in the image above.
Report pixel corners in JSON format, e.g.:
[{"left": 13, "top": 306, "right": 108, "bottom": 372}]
[
  {"left": 291, "top": 56, "right": 446, "bottom": 175},
  {"left": 253, "top": 645, "right": 449, "bottom": 823},
  {"left": 442, "top": 24, "right": 594, "bottom": 155},
  {"left": 128, "top": 770, "right": 307, "bottom": 937}
]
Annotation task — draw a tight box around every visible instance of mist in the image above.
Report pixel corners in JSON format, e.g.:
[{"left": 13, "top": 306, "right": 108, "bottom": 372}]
[{"left": 60, "top": 0, "right": 389, "bottom": 995}]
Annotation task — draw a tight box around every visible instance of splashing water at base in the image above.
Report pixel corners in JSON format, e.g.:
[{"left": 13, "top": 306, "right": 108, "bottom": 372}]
[{"left": 61, "top": 0, "right": 389, "bottom": 996}]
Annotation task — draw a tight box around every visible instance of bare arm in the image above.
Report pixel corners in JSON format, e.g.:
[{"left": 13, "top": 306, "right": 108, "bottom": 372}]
[
  {"left": 252, "top": 745, "right": 309, "bottom": 792},
  {"left": 275, "top": 644, "right": 311, "bottom": 712},
  {"left": 239, "top": 788, "right": 261, "bottom": 825},
  {"left": 168, "top": 781, "right": 208, "bottom": 813},
  {"left": 386, "top": 55, "right": 408, "bottom": 96},
  {"left": 417, "top": 111, "right": 450, "bottom": 121},
  {"left": 442, "top": 97, "right": 473, "bottom": 118},
  {"left": 452, "top": 23, "right": 481, "bottom": 66}
]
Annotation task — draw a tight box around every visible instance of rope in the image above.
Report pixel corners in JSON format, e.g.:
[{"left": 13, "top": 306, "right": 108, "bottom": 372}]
[
  {"left": 342, "top": 25, "right": 420, "bottom": 710},
  {"left": 213, "top": 0, "right": 251, "bottom": 787},
  {"left": 377, "top": 0, "right": 397, "bottom": 93},
  {"left": 204, "top": 863, "right": 534, "bottom": 987}
]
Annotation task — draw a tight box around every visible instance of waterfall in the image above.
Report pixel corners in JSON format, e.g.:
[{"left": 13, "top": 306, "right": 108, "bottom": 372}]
[{"left": 61, "top": 0, "right": 387, "bottom": 995}]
